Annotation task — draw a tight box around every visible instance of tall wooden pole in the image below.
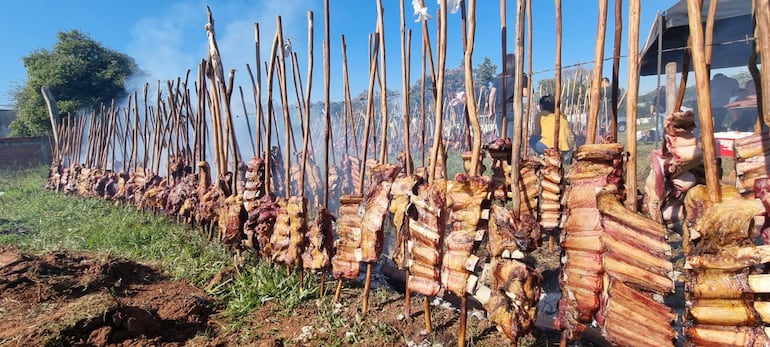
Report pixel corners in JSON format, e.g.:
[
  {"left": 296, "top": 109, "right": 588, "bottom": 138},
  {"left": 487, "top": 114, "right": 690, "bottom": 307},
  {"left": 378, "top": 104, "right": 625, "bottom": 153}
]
[
  {"left": 704, "top": 0, "right": 718, "bottom": 71},
  {"left": 276, "top": 16, "right": 293, "bottom": 198},
  {"left": 509, "top": 0, "right": 525, "bottom": 214},
  {"left": 586, "top": 0, "right": 608, "bottom": 144},
  {"left": 401, "top": 0, "right": 412, "bottom": 176},
  {"left": 523, "top": 0, "right": 533, "bottom": 154},
  {"left": 553, "top": 0, "right": 562, "bottom": 153},
  {"left": 610, "top": 0, "right": 622, "bottom": 140},
  {"left": 460, "top": 2, "right": 480, "bottom": 344},
  {"left": 499, "top": 0, "right": 508, "bottom": 138},
  {"left": 625, "top": 0, "right": 641, "bottom": 211},
  {"left": 756, "top": 0, "right": 770, "bottom": 126},
  {"left": 254, "top": 23, "right": 264, "bottom": 155},
  {"left": 686, "top": 0, "right": 721, "bottom": 203},
  {"left": 376, "top": 0, "right": 389, "bottom": 165},
  {"left": 264, "top": 30, "right": 280, "bottom": 192},
  {"left": 323, "top": 0, "right": 331, "bottom": 207}
]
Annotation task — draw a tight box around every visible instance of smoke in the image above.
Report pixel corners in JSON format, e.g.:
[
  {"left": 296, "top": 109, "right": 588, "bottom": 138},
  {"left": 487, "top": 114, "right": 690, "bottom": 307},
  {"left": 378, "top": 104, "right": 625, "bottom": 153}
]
[{"left": 124, "top": 1, "right": 305, "bottom": 92}]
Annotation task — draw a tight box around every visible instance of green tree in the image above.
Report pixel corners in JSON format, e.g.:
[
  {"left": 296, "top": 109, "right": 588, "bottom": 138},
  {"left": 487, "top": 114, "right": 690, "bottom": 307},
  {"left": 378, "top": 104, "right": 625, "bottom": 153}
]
[
  {"left": 10, "top": 30, "right": 138, "bottom": 136},
  {"left": 474, "top": 57, "right": 497, "bottom": 88}
]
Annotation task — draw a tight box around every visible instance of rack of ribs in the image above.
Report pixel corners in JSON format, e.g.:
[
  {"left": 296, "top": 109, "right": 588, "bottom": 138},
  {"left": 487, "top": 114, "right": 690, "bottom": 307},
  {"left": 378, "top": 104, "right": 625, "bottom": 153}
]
[
  {"left": 389, "top": 175, "right": 423, "bottom": 270},
  {"left": 332, "top": 195, "right": 364, "bottom": 280},
  {"left": 302, "top": 206, "right": 336, "bottom": 271},
  {"left": 360, "top": 164, "right": 402, "bottom": 263},
  {"left": 554, "top": 143, "right": 623, "bottom": 340},
  {"left": 682, "top": 182, "right": 770, "bottom": 345},
  {"left": 407, "top": 180, "right": 447, "bottom": 296},
  {"left": 733, "top": 132, "right": 770, "bottom": 194},
  {"left": 539, "top": 149, "right": 564, "bottom": 229},
  {"left": 596, "top": 190, "right": 675, "bottom": 347},
  {"left": 441, "top": 174, "right": 491, "bottom": 296}
]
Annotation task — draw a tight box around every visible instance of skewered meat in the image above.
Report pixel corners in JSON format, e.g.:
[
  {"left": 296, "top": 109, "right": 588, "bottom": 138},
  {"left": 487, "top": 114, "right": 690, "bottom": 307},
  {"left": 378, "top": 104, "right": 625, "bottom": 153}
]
[
  {"left": 63, "top": 164, "right": 81, "bottom": 195},
  {"left": 255, "top": 194, "right": 279, "bottom": 258},
  {"left": 407, "top": 180, "right": 447, "bottom": 296},
  {"left": 269, "top": 196, "right": 310, "bottom": 267},
  {"left": 166, "top": 174, "right": 196, "bottom": 217},
  {"left": 332, "top": 195, "right": 364, "bottom": 279},
  {"left": 243, "top": 157, "right": 266, "bottom": 210},
  {"left": 441, "top": 174, "right": 490, "bottom": 295},
  {"left": 482, "top": 259, "right": 542, "bottom": 341},
  {"left": 539, "top": 149, "right": 564, "bottom": 229},
  {"left": 555, "top": 143, "right": 623, "bottom": 340},
  {"left": 684, "top": 185, "right": 764, "bottom": 253},
  {"left": 389, "top": 175, "right": 422, "bottom": 269},
  {"left": 241, "top": 157, "right": 267, "bottom": 250},
  {"left": 598, "top": 279, "right": 676, "bottom": 347},
  {"left": 360, "top": 164, "right": 402, "bottom": 263},
  {"left": 219, "top": 194, "right": 246, "bottom": 246},
  {"left": 685, "top": 325, "right": 770, "bottom": 346},
  {"left": 284, "top": 196, "right": 307, "bottom": 267},
  {"left": 734, "top": 132, "right": 770, "bottom": 193},
  {"left": 45, "top": 160, "right": 62, "bottom": 191},
  {"left": 488, "top": 205, "right": 540, "bottom": 258},
  {"left": 270, "top": 198, "right": 291, "bottom": 264},
  {"left": 302, "top": 207, "right": 336, "bottom": 270},
  {"left": 597, "top": 191, "right": 673, "bottom": 293}
]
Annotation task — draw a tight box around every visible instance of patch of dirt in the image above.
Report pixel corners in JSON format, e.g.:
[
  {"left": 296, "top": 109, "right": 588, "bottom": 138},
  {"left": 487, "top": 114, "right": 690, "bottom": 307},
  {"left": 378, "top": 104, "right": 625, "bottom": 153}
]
[
  {"left": 0, "top": 246, "right": 219, "bottom": 347},
  {"left": 0, "top": 244, "right": 577, "bottom": 347}
]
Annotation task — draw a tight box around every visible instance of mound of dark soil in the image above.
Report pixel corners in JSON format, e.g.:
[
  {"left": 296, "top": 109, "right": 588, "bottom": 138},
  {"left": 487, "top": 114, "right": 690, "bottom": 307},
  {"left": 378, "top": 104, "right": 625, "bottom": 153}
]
[{"left": 0, "top": 246, "right": 219, "bottom": 346}]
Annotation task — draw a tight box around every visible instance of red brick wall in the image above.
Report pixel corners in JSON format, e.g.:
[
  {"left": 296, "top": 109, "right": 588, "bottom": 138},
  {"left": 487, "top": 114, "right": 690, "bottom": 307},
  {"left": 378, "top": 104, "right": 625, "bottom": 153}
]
[{"left": 0, "top": 137, "right": 52, "bottom": 169}]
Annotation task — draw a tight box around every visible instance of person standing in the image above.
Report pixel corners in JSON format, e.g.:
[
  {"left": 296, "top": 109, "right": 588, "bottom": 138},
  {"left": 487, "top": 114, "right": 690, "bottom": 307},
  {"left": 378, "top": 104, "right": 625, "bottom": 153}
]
[
  {"left": 710, "top": 73, "right": 739, "bottom": 131},
  {"left": 533, "top": 94, "right": 574, "bottom": 158},
  {"left": 488, "top": 53, "right": 528, "bottom": 140}
]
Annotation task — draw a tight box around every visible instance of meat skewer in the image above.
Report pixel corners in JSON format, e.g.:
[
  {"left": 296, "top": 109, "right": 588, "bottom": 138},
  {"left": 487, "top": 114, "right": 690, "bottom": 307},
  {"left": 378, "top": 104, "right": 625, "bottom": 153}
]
[{"left": 555, "top": 143, "right": 622, "bottom": 341}]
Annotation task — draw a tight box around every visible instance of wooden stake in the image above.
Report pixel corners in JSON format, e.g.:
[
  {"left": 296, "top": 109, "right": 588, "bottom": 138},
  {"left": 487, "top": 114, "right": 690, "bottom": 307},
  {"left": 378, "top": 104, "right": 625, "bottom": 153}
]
[
  {"left": 399, "top": 0, "right": 414, "bottom": 316},
  {"left": 362, "top": 260, "right": 373, "bottom": 312},
  {"left": 755, "top": 0, "right": 770, "bottom": 126},
  {"left": 264, "top": 30, "right": 280, "bottom": 192},
  {"left": 254, "top": 24, "right": 264, "bottom": 155},
  {"left": 463, "top": 0, "right": 482, "bottom": 178},
  {"left": 276, "top": 16, "right": 293, "bottom": 198},
  {"left": 499, "top": 0, "right": 508, "bottom": 138},
  {"left": 509, "top": 0, "right": 525, "bottom": 214},
  {"left": 553, "top": 0, "right": 562, "bottom": 153},
  {"left": 376, "top": 0, "right": 389, "bottom": 165},
  {"left": 458, "top": 293, "right": 467, "bottom": 347},
  {"left": 686, "top": 0, "right": 721, "bottom": 202},
  {"left": 625, "top": 0, "right": 641, "bottom": 212},
  {"left": 423, "top": 296, "right": 432, "bottom": 334},
  {"left": 334, "top": 278, "right": 344, "bottom": 302},
  {"left": 523, "top": 0, "right": 533, "bottom": 155},
  {"left": 340, "top": 35, "right": 359, "bottom": 159},
  {"left": 323, "top": 0, "right": 331, "bottom": 207},
  {"left": 428, "top": 0, "right": 448, "bottom": 183},
  {"left": 610, "top": 0, "right": 622, "bottom": 140},
  {"left": 585, "top": 0, "right": 608, "bottom": 144}
]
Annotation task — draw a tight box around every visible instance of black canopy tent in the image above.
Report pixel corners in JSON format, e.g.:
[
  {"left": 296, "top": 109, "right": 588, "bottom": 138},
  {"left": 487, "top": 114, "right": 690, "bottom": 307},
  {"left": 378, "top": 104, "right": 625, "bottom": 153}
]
[{"left": 639, "top": 0, "right": 756, "bottom": 76}]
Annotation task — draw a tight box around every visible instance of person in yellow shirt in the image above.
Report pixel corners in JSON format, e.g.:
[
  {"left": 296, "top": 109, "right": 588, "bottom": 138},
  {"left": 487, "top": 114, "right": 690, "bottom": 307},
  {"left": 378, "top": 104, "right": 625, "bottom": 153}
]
[{"left": 532, "top": 94, "right": 575, "bottom": 158}]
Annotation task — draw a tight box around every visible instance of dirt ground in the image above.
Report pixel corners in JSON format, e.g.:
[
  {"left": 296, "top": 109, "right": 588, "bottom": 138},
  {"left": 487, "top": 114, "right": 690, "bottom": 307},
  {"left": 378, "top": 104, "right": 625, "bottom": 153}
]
[{"left": 0, "top": 244, "right": 574, "bottom": 347}]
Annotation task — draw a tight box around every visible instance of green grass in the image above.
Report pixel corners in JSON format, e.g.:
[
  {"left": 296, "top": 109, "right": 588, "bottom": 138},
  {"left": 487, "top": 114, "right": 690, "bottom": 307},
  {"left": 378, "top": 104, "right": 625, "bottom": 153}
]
[
  {"left": 0, "top": 166, "right": 322, "bottom": 334},
  {"left": 210, "top": 260, "right": 319, "bottom": 324},
  {"left": 0, "top": 167, "right": 231, "bottom": 286}
]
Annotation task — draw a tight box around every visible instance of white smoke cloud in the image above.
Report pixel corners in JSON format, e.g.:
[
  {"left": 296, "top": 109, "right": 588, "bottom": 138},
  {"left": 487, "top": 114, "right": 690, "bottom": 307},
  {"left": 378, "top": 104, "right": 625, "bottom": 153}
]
[{"left": 126, "top": 1, "right": 306, "bottom": 90}]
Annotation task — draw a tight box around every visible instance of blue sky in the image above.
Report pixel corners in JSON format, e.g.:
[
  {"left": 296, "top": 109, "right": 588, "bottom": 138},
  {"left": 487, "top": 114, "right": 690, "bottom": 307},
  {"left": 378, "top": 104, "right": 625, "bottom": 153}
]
[{"left": 0, "top": 0, "right": 684, "bottom": 107}]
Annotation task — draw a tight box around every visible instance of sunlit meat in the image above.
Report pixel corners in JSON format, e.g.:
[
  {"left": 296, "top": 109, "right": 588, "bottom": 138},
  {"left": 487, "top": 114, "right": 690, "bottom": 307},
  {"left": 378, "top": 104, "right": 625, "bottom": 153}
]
[
  {"left": 407, "top": 180, "right": 447, "bottom": 296},
  {"left": 360, "top": 164, "right": 401, "bottom": 263}
]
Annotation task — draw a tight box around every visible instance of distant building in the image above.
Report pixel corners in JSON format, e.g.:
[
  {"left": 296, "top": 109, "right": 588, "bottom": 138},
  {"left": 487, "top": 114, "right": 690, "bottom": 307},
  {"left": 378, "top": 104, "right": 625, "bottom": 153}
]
[{"left": 0, "top": 108, "right": 17, "bottom": 138}]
